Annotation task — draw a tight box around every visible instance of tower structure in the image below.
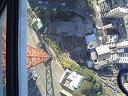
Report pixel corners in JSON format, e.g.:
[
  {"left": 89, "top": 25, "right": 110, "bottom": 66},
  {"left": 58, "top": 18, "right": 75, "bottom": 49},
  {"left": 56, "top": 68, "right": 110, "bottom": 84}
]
[{"left": 2, "top": 27, "right": 49, "bottom": 80}]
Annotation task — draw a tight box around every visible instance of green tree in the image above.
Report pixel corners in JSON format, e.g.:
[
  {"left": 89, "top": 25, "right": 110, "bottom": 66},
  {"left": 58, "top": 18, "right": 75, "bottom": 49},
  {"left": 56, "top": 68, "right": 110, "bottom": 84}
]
[
  {"left": 42, "top": 34, "right": 103, "bottom": 95},
  {"left": 80, "top": 80, "right": 93, "bottom": 94},
  {"left": 73, "top": 91, "right": 84, "bottom": 96},
  {"left": 96, "top": 92, "right": 102, "bottom": 96}
]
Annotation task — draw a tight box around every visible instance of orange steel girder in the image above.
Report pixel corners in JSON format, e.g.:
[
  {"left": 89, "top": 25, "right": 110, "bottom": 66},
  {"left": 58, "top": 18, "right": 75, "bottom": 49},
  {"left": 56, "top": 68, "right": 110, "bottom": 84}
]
[
  {"left": 27, "top": 45, "right": 49, "bottom": 68},
  {"left": 2, "top": 27, "right": 49, "bottom": 79},
  {"left": 2, "top": 26, "right": 6, "bottom": 79}
]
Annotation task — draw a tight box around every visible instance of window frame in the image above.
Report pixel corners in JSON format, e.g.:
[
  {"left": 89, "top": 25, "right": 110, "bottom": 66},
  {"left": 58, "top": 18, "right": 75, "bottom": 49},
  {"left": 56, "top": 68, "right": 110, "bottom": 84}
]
[{"left": 3, "top": 0, "right": 28, "bottom": 96}]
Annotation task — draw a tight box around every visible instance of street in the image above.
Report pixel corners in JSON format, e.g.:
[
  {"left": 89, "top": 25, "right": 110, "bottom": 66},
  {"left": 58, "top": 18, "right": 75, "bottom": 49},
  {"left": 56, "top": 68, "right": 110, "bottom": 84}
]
[{"left": 27, "top": 11, "right": 65, "bottom": 95}]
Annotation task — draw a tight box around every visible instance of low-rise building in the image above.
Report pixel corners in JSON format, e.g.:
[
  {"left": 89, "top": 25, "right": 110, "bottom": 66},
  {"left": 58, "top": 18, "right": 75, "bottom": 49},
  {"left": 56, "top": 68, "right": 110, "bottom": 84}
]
[
  {"left": 85, "top": 33, "right": 98, "bottom": 49},
  {"left": 106, "top": 7, "right": 128, "bottom": 18},
  {"left": 59, "top": 69, "right": 84, "bottom": 92},
  {"left": 117, "top": 41, "right": 128, "bottom": 48},
  {"left": 32, "top": 18, "right": 43, "bottom": 32},
  {"left": 97, "top": 0, "right": 111, "bottom": 18},
  {"left": 96, "top": 45, "right": 111, "bottom": 61},
  {"left": 93, "top": 45, "right": 112, "bottom": 69},
  {"left": 60, "top": 89, "right": 73, "bottom": 96},
  {"left": 90, "top": 48, "right": 98, "bottom": 61}
]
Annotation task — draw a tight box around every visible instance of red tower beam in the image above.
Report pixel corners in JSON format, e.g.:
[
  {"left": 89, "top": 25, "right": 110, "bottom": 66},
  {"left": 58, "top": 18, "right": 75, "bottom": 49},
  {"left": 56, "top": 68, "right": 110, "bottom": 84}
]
[
  {"left": 27, "top": 45, "right": 49, "bottom": 68},
  {"left": 2, "top": 26, "right": 49, "bottom": 80}
]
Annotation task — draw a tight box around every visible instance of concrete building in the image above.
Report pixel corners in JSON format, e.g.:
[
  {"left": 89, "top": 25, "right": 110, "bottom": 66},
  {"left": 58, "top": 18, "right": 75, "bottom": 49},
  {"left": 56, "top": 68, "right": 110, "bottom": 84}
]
[
  {"left": 117, "top": 41, "right": 128, "bottom": 48},
  {"left": 106, "top": 7, "right": 128, "bottom": 18},
  {"left": 59, "top": 69, "right": 84, "bottom": 92},
  {"left": 102, "top": 7, "right": 128, "bottom": 38},
  {"left": 32, "top": 18, "right": 43, "bottom": 32},
  {"left": 123, "top": 15, "right": 128, "bottom": 38},
  {"left": 85, "top": 33, "right": 98, "bottom": 49},
  {"left": 97, "top": 0, "right": 128, "bottom": 17},
  {"left": 97, "top": 23, "right": 116, "bottom": 30},
  {"left": 97, "top": 0, "right": 112, "bottom": 18},
  {"left": 90, "top": 48, "right": 98, "bottom": 61},
  {"left": 96, "top": 45, "right": 111, "bottom": 61}
]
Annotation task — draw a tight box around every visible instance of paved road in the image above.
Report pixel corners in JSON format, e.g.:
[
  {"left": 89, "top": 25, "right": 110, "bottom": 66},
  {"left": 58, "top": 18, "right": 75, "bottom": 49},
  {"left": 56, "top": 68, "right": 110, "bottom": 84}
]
[
  {"left": 30, "top": 55, "right": 64, "bottom": 96},
  {"left": 28, "top": 39, "right": 64, "bottom": 96},
  {"left": 31, "top": 18, "right": 64, "bottom": 96},
  {"left": 27, "top": 16, "right": 64, "bottom": 96},
  {"left": 27, "top": 1, "right": 93, "bottom": 96}
]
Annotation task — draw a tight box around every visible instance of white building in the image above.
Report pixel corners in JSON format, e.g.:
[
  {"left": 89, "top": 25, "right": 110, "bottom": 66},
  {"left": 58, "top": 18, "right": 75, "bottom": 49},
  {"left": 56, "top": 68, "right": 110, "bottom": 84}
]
[
  {"left": 59, "top": 69, "right": 84, "bottom": 91},
  {"left": 96, "top": 45, "right": 111, "bottom": 61},
  {"left": 32, "top": 18, "right": 43, "bottom": 31},
  {"left": 117, "top": 57, "right": 128, "bottom": 63},
  {"left": 96, "top": 45, "right": 110, "bottom": 56},
  {"left": 105, "top": 7, "right": 128, "bottom": 18},
  {"left": 90, "top": 48, "right": 98, "bottom": 61},
  {"left": 104, "top": 7, "right": 128, "bottom": 38},
  {"left": 97, "top": 23, "right": 115, "bottom": 30}
]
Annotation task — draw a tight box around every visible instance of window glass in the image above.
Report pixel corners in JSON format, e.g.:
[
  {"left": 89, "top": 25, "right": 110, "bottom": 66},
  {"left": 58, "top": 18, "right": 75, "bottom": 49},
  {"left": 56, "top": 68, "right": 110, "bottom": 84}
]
[
  {"left": 0, "top": 7, "right": 6, "bottom": 96},
  {"left": 27, "top": 0, "right": 127, "bottom": 96}
]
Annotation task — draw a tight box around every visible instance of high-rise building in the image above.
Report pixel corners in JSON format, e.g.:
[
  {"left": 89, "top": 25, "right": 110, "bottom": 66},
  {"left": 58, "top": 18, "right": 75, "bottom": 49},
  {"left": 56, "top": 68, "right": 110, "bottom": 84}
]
[
  {"left": 97, "top": 0, "right": 112, "bottom": 18},
  {"left": 105, "top": 7, "right": 128, "bottom": 18}
]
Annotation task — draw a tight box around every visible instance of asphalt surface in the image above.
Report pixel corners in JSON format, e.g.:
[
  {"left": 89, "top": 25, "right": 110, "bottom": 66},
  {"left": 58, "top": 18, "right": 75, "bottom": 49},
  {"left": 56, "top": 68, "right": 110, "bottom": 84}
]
[
  {"left": 35, "top": 25, "right": 65, "bottom": 96},
  {"left": 27, "top": 14, "right": 64, "bottom": 96},
  {"left": 27, "top": 43, "right": 64, "bottom": 96},
  {"left": 28, "top": 57, "right": 64, "bottom": 96}
]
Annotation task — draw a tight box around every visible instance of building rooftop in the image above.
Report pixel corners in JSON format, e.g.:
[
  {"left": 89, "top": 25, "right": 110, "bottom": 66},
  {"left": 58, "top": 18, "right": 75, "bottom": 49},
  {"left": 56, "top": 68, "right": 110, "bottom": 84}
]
[
  {"left": 85, "top": 33, "right": 96, "bottom": 44},
  {"left": 117, "top": 41, "right": 128, "bottom": 47},
  {"left": 59, "top": 69, "right": 84, "bottom": 91},
  {"left": 106, "top": 7, "right": 128, "bottom": 17},
  {"left": 67, "top": 72, "right": 83, "bottom": 89},
  {"left": 96, "top": 45, "right": 110, "bottom": 55},
  {"left": 60, "top": 89, "right": 73, "bottom": 96},
  {"left": 36, "top": 18, "right": 43, "bottom": 29},
  {"left": 118, "top": 58, "right": 128, "bottom": 63},
  {"left": 90, "top": 49, "right": 98, "bottom": 61}
]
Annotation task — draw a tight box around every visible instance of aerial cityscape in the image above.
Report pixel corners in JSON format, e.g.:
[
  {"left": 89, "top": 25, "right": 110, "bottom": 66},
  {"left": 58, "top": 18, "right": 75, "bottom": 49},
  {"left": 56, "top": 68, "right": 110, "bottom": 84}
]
[{"left": 3, "top": 0, "right": 128, "bottom": 96}]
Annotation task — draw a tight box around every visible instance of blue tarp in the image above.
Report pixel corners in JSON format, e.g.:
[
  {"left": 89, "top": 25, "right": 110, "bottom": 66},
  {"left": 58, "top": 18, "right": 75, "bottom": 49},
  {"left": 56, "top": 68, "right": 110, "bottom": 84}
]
[{"left": 85, "top": 33, "right": 96, "bottom": 43}]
